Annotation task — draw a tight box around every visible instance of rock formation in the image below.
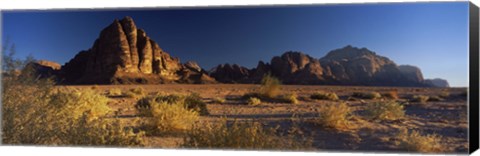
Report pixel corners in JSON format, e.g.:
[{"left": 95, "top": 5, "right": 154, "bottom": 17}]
[
  {"left": 425, "top": 78, "right": 450, "bottom": 87},
  {"left": 209, "top": 63, "right": 251, "bottom": 83},
  {"left": 23, "top": 60, "right": 61, "bottom": 79},
  {"left": 209, "top": 45, "right": 441, "bottom": 87},
  {"left": 59, "top": 16, "right": 215, "bottom": 84}
]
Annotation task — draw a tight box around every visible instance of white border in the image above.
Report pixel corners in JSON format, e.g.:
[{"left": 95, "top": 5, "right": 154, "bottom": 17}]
[{"left": 0, "top": 0, "right": 478, "bottom": 156}]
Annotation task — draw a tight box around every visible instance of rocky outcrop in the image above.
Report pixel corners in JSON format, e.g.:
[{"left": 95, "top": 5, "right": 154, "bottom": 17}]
[
  {"left": 60, "top": 16, "right": 214, "bottom": 84},
  {"left": 209, "top": 63, "right": 251, "bottom": 83},
  {"left": 268, "top": 52, "right": 325, "bottom": 84},
  {"left": 319, "top": 46, "right": 426, "bottom": 86},
  {"left": 425, "top": 78, "right": 450, "bottom": 87},
  {"left": 209, "top": 45, "right": 441, "bottom": 87},
  {"left": 23, "top": 60, "right": 61, "bottom": 79}
]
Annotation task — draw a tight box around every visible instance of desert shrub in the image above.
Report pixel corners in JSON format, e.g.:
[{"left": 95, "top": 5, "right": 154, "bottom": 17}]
[
  {"left": 212, "top": 97, "right": 226, "bottom": 104},
  {"left": 427, "top": 96, "right": 444, "bottom": 102},
  {"left": 310, "top": 92, "right": 339, "bottom": 101},
  {"left": 411, "top": 95, "right": 429, "bottom": 103},
  {"left": 280, "top": 93, "right": 299, "bottom": 104},
  {"left": 61, "top": 114, "right": 145, "bottom": 146},
  {"left": 365, "top": 101, "right": 405, "bottom": 121},
  {"left": 148, "top": 101, "right": 199, "bottom": 133},
  {"left": 396, "top": 129, "right": 443, "bottom": 153},
  {"left": 259, "top": 73, "right": 281, "bottom": 98},
  {"left": 439, "top": 91, "right": 450, "bottom": 98},
  {"left": 2, "top": 80, "right": 144, "bottom": 146},
  {"left": 182, "top": 120, "right": 310, "bottom": 150},
  {"left": 315, "top": 102, "right": 351, "bottom": 130},
  {"left": 352, "top": 92, "right": 382, "bottom": 99},
  {"left": 107, "top": 88, "right": 123, "bottom": 96},
  {"left": 382, "top": 91, "right": 399, "bottom": 100},
  {"left": 247, "top": 97, "right": 262, "bottom": 106},
  {"left": 2, "top": 47, "right": 145, "bottom": 146},
  {"left": 49, "top": 89, "right": 112, "bottom": 119},
  {"left": 125, "top": 87, "right": 146, "bottom": 98},
  {"left": 135, "top": 93, "right": 209, "bottom": 116}
]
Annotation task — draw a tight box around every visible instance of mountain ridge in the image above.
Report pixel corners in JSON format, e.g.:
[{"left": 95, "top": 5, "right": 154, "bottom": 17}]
[{"left": 28, "top": 16, "right": 449, "bottom": 87}]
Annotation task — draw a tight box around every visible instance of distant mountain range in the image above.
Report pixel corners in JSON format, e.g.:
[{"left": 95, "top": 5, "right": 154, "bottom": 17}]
[{"left": 26, "top": 16, "right": 449, "bottom": 87}]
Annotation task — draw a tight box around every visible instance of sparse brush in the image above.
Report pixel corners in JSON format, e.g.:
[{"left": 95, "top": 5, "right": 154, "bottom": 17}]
[
  {"left": 106, "top": 88, "right": 123, "bottom": 96},
  {"left": 259, "top": 73, "right": 281, "bottom": 98},
  {"left": 212, "top": 97, "right": 226, "bottom": 104},
  {"left": 62, "top": 114, "right": 146, "bottom": 146},
  {"left": 310, "top": 92, "right": 339, "bottom": 101},
  {"left": 352, "top": 92, "right": 382, "bottom": 99},
  {"left": 1, "top": 47, "right": 145, "bottom": 146},
  {"left": 125, "top": 87, "right": 146, "bottom": 98},
  {"left": 365, "top": 101, "right": 405, "bottom": 121},
  {"left": 281, "top": 93, "right": 299, "bottom": 104},
  {"left": 439, "top": 91, "right": 450, "bottom": 98},
  {"left": 411, "top": 95, "right": 429, "bottom": 103},
  {"left": 247, "top": 97, "right": 262, "bottom": 106},
  {"left": 91, "top": 85, "right": 99, "bottom": 90},
  {"left": 396, "top": 129, "right": 443, "bottom": 153},
  {"left": 182, "top": 119, "right": 311, "bottom": 150},
  {"left": 428, "top": 96, "right": 444, "bottom": 102},
  {"left": 135, "top": 93, "right": 209, "bottom": 116},
  {"left": 148, "top": 101, "right": 199, "bottom": 133},
  {"left": 382, "top": 91, "right": 399, "bottom": 100},
  {"left": 315, "top": 102, "right": 351, "bottom": 130}
]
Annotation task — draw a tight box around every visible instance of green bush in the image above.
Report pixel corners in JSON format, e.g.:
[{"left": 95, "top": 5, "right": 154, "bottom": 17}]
[
  {"left": 365, "top": 101, "right": 405, "bottom": 121},
  {"left": 310, "top": 92, "right": 339, "bottom": 101}
]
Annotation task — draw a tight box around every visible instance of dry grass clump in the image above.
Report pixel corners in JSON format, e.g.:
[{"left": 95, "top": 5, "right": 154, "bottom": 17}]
[
  {"left": 182, "top": 120, "right": 310, "bottom": 150},
  {"left": 315, "top": 102, "right": 351, "bottom": 130},
  {"left": 259, "top": 73, "right": 281, "bottom": 98},
  {"left": 439, "top": 91, "right": 450, "bottom": 98},
  {"left": 365, "top": 101, "right": 405, "bottom": 121},
  {"left": 125, "top": 87, "right": 146, "bottom": 98},
  {"left": 411, "top": 95, "right": 429, "bottom": 103},
  {"left": 396, "top": 129, "right": 443, "bottom": 153},
  {"left": 212, "top": 97, "right": 226, "bottom": 104},
  {"left": 106, "top": 88, "right": 123, "bottom": 96},
  {"left": 148, "top": 101, "right": 199, "bottom": 133},
  {"left": 382, "top": 91, "right": 399, "bottom": 100},
  {"left": 353, "top": 92, "right": 382, "bottom": 99},
  {"left": 135, "top": 93, "right": 209, "bottom": 116},
  {"left": 49, "top": 89, "right": 112, "bottom": 118},
  {"left": 247, "top": 97, "right": 262, "bottom": 106},
  {"left": 1, "top": 45, "right": 145, "bottom": 146},
  {"left": 280, "top": 93, "right": 299, "bottom": 104},
  {"left": 427, "top": 96, "right": 444, "bottom": 102},
  {"left": 2, "top": 81, "right": 144, "bottom": 146},
  {"left": 310, "top": 92, "right": 339, "bottom": 101}
]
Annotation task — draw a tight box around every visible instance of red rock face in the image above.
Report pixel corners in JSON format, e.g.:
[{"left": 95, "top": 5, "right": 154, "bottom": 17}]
[{"left": 60, "top": 16, "right": 214, "bottom": 84}]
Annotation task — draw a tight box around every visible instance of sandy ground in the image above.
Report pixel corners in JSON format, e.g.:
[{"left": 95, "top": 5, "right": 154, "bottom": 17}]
[{"left": 61, "top": 84, "right": 468, "bottom": 153}]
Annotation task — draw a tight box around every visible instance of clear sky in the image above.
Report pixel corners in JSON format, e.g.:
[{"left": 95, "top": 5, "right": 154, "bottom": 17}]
[{"left": 1, "top": 2, "right": 469, "bottom": 87}]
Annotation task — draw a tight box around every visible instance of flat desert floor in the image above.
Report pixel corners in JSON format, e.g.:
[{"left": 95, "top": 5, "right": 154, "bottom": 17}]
[{"left": 62, "top": 84, "right": 468, "bottom": 153}]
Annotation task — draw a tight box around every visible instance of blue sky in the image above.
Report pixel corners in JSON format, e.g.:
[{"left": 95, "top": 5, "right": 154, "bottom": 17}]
[{"left": 2, "top": 2, "right": 469, "bottom": 86}]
